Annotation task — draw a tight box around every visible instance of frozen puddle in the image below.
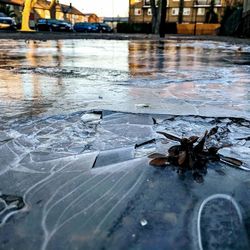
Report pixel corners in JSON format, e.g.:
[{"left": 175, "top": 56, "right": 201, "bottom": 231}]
[
  {"left": 0, "top": 39, "right": 250, "bottom": 249},
  {"left": 0, "top": 39, "right": 250, "bottom": 119},
  {"left": 0, "top": 110, "right": 250, "bottom": 250}
]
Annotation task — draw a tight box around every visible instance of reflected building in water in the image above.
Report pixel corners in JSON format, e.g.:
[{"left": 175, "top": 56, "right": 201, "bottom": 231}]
[
  {"left": 127, "top": 40, "right": 247, "bottom": 114},
  {"left": 0, "top": 40, "right": 65, "bottom": 117},
  {"left": 128, "top": 40, "right": 209, "bottom": 77}
]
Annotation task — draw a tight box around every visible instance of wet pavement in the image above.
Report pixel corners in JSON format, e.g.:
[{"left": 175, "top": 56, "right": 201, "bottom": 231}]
[
  {"left": 0, "top": 39, "right": 250, "bottom": 119},
  {"left": 0, "top": 38, "right": 250, "bottom": 250}
]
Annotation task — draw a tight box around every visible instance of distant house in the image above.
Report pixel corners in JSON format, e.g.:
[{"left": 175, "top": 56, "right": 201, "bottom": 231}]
[
  {"left": 129, "top": 0, "right": 227, "bottom": 24},
  {"left": 128, "top": 0, "right": 245, "bottom": 34},
  {"left": 84, "top": 13, "right": 99, "bottom": 22},
  {"left": 0, "top": 0, "right": 87, "bottom": 26},
  {"left": 56, "top": 4, "right": 86, "bottom": 23},
  {"left": 33, "top": 1, "right": 86, "bottom": 24}
]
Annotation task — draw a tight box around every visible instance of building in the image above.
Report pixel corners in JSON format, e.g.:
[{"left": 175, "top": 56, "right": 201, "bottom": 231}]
[
  {"left": 0, "top": 0, "right": 87, "bottom": 26},
  {"left": 0, "top": 0, "right": 23, "bottom": 24},
  {"left": 129, "top": 0, "right": 232, "bottom": 34},
  {"left": 83, "top": 13, "right": 99, "bottom": 22}
]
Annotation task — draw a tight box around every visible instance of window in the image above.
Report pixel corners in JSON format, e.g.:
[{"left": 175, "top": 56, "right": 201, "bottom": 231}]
[
  {"left": 147, "top": 8, "right": 152, "bottom": 15},
  {"left": 144, "top": 0, "right": 158, "bottom": 5},
  {"left": 196, "top": 0, "right": 208, "bottom": 5},
  {"left": 214, "top": 0, "right": 221, "bottom": 5},
  {"left": 45, "top": 10, "right": 50, "bottom": 19},
  {"left": 172, "top": 8, "right": 179, "bottom": 15},
  {"left": 196, "top": 0, "right": 221, "bottom": 5},
  {"left": 7, "top": 5, "right": 14, "bottom": 11},
  {"left": 134, "top": 8, "right": 142, "bottom": 15},
  {"left": 183, "top": 8, "right": 191, "bottom": 15},
  {"left": 197, "top": 8, "right": 205, "bottom": 15}
]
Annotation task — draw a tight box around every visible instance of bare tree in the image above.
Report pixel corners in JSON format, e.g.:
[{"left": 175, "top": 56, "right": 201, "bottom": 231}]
[
  {"left": 205, "top": 0, "right": 218, "bottom": 23},
  {"left": 150, "top": 0, "right": 167, "bottom": 36},
  {"left": 159, "top": 0, "right": 167, "bottom": 37},
  {"left": 50, "top": 1, "right": 57, "bottom": 19},
  {"left": 178, "top": 0, "right": 184, "bottom": 23},
  {"left": 150, "top": 0, "right": 158, "bottom": 33}
]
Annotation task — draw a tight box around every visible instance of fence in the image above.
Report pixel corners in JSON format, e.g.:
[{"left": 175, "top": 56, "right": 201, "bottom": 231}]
[{"left": 177, "top": 23, "right": 220, "bottom": 35}]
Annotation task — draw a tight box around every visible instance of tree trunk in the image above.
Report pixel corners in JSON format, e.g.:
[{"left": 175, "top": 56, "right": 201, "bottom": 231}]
[
  {"left": 50, "top": 1, "right": 57, "bottom": 19},
  {"left": 205, "top": 0, "right": 218, "bottom": 23},
  {"left": 159, "top": 0, "right": 167, "bottom": 37},
  {"left": 150, "top": 0, "right": 158, "bottom": 34},
  {"left": 178, "top": 0, "right": 184, "bottom": 23},
  {"left": 150, "top": 0, "right": 167, "bottom": 36}
]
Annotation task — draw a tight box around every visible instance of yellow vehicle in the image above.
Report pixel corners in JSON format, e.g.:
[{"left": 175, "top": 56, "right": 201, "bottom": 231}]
[{"left": 21, "top": 0, "right": 56, "bottom": 32}]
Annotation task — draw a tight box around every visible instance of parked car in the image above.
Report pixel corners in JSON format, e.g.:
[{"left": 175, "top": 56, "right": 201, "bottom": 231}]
[
  {"left": 93, "top": 23, "right": 113, "bottom": 33},
  {"left": 73, "top": 22, "right": 99, "bottom": 33},
  {"left": 36, "top": 19, "right": 73, "bottom": 32},
  {"left": 0, "top": 17, "right": 17, "bottom": 31}
]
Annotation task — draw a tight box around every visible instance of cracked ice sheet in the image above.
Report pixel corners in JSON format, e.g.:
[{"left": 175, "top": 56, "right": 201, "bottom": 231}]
[{"left": 0, "top": 111, "right": 250, "bottom": 250}]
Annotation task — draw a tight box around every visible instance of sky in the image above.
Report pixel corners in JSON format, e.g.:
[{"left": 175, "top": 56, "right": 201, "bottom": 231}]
[{"left": 60, "top": 0, "right": 129, "bottom": 17}]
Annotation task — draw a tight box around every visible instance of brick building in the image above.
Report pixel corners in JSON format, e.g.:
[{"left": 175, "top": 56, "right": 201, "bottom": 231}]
[
  {"left": 0, "top": 0, "right": 95, "bottom": 26},
  {"left": 129, "top": 0, "right": 226, "bottom": 24},
  {"left": 84, "top": 13, "right": 99, "bottom": 23}
]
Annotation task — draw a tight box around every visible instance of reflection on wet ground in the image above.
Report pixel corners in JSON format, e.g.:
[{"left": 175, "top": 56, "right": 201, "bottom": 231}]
[
  {"left": 0, "top": 39, "right": 249, "bottom": 120},
  {"left": 0, "top": 39, "right": 250, "bottom": 250}
]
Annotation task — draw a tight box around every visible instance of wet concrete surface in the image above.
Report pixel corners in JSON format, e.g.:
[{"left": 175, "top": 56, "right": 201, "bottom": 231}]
[{"left": 0, "top": 37, "right": 250, "bottom": 250}]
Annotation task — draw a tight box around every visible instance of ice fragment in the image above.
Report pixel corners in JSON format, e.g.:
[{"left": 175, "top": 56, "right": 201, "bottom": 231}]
[{"left": 140, "top": 219, "right": 148, "bottom": 226}]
